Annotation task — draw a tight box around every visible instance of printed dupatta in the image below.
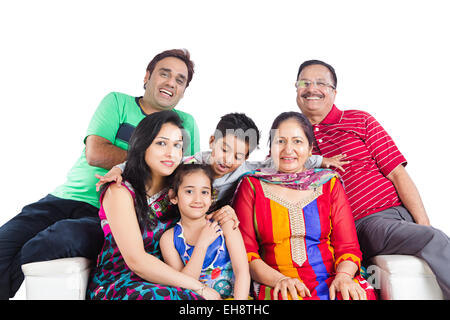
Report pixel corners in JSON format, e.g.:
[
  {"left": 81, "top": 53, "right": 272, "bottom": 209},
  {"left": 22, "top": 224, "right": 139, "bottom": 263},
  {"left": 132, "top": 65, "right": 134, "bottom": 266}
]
[{"left": 232, "top": 168, "right": 343, "bottom": 202}]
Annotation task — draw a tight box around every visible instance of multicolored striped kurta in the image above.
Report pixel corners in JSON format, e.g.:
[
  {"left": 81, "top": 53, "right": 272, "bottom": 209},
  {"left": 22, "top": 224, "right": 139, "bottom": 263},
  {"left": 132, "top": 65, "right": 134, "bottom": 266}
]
[{"left": 233, "top": 175, "right": 376, "bottom": 300}]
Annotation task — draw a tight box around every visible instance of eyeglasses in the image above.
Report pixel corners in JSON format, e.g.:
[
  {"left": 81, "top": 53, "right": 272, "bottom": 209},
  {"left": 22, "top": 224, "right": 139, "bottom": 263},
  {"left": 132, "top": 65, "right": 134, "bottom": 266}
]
[{"left": 296, "top": 79, "right": 336, "bottom": 90}]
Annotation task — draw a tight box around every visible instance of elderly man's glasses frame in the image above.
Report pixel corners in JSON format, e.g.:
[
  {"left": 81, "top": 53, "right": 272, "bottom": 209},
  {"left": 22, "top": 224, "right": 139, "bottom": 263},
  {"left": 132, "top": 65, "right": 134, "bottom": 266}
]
[{"left": 296, "top": 79, "right": 336, "bottom": 90}]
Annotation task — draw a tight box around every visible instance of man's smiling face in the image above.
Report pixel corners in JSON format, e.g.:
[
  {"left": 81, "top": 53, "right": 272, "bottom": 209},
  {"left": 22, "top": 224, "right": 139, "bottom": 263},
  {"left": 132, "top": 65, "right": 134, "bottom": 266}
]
[
  {"left": 143, "top": 56, "right": 188, "bottom": 111},
  {"left": 295, "top": 64, "right": 337, "bottom": 123}
]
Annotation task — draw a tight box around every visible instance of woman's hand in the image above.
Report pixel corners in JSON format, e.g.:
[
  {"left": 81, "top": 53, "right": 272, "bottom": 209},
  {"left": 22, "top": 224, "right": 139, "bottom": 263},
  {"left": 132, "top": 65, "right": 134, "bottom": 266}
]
[
  {"left": 206, "top": 205, "right": 240, "bottom": 229},
  {"left": 196, "top": 220, "right": 222, "bottom": 249},
  {"left": 273, "top": 277, "right": 311, "bottom": 300},
  {"left": 329, "top": 273, "right": 367, "bottom": 300},
  {"left": 194, "top": 284, "right": 222, "bottom": 300},
  {"left": 95, "top": 166, "right": 123, "bottom": 191}
]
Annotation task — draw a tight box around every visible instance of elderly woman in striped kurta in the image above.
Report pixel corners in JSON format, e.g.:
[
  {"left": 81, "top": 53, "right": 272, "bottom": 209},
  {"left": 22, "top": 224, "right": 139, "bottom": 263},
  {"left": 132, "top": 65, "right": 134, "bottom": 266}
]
[{"left": 232, "top": 112, "right": 376, "bottom": 300}]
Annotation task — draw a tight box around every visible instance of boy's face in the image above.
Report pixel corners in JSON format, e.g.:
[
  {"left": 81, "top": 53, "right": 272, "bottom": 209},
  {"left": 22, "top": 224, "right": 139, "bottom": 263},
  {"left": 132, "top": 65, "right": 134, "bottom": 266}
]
[{"left": 209, "top": 134, "right": 249, "bottom": 178}]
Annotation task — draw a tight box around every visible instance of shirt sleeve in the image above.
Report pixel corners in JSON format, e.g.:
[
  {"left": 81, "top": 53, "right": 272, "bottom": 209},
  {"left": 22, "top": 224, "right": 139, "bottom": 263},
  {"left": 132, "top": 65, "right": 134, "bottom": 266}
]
[
  {"left": 329, "top": 177, "right": 362, "bottom": 270},
  {"left": 232, "top": 177, "right": 261, "bottom": 263},
  {"left": 84, "top": 92, "right": 121, "bottom": 144},
  {"left": 364, "top": 113, "right": 407, "bottom": 176},
  {"left": 114, "top": 161, "right": 126, "bottom": 171},
  {"left": 180, "top": 113, "right": 200, "bottom": 156},
  {"left": 189, "top": 117, "right": 200, "bottom": 155},
  {"left": 305, "top": 155, "right": 323, "bottom": 169}
]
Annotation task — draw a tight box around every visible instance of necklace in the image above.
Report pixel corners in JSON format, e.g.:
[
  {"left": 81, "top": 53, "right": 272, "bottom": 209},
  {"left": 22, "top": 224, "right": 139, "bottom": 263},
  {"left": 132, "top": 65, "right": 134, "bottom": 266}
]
[{"left": 146, "top": 187, "right": 168, "bottom": 203}]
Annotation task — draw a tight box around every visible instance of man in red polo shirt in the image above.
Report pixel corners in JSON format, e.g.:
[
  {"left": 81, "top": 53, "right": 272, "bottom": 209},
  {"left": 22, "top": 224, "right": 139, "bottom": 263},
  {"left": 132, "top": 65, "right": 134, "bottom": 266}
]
[{"left": 295, "top": 59, "right": 450, "bottom": 299}]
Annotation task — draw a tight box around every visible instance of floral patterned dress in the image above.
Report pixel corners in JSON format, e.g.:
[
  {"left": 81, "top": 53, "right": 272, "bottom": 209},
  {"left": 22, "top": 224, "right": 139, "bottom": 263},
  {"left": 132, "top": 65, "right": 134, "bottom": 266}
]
[
  {"left": 86, "top": 182, "right": 202, "bottom": 300},
  {"left": 173, "top": 222, "right": 235, "bottom": 298}
]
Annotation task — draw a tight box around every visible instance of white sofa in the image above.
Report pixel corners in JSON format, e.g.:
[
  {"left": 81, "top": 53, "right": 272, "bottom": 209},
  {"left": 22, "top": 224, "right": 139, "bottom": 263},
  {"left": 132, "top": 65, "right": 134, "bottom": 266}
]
[
  {"left": 21, "top": 257, "right": 93, "bottom": 300},
  {"left": 21, "top": 255, "right": 444, "bottom": 300},
  {"left": 367, "top": 255, "right": 443, "bottom": 300}
]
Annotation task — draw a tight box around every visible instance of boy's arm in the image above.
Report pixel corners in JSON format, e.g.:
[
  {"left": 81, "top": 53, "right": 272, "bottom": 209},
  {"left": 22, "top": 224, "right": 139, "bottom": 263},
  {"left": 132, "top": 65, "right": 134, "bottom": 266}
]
[
  {"left": 305, "top": 155, "right": 323, "bottom": 169},
  {"left": 221, "top": 219, "right": 251, "bottom": 300},
  {"left": 95, "top": 161, "right": 126, "bottom": 191},
  {"left": 319, "top": 154, "right": 350, "bottom": 172},
  {"left": 115, "top": 161, "right": 126, "bottom": 171}
]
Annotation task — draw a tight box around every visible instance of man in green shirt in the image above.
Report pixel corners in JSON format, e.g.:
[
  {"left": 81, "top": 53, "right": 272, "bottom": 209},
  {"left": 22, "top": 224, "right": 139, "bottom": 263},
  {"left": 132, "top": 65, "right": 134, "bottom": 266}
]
[{"left": 0, "top": 49, "right": 200, "bottom": 299}]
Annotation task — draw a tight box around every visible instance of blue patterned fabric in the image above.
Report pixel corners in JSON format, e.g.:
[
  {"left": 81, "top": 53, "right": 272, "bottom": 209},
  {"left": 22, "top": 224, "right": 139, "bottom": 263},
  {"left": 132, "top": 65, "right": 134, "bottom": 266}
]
[{"left": 173, "top": 222, "right": 234, "bottom": 298}]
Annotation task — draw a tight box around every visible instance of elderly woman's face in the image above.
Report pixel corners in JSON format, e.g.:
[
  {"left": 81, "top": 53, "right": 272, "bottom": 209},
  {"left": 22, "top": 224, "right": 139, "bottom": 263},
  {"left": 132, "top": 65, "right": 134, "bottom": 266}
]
[{"left": 271, "top": 118, "right": 313, "bottom": 173}]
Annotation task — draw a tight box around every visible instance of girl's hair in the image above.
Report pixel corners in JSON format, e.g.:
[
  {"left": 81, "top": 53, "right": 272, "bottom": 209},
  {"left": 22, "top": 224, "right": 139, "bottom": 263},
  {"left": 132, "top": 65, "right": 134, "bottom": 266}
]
[
  {"left": 268, "top": 111, "right": 316, "bottom": 148},
  {"left": 119, "top": 110, "right": 185, "bottom": 228},
  {"left": 169, "top": 163, "right": 215, "bottom": 218}
]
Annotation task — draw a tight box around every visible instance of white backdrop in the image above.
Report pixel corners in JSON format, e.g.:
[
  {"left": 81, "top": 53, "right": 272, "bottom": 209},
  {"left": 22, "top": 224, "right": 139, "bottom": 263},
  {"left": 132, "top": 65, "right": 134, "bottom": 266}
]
[{"left": 1, "top": 0, "right": 449, "bottom": 254}]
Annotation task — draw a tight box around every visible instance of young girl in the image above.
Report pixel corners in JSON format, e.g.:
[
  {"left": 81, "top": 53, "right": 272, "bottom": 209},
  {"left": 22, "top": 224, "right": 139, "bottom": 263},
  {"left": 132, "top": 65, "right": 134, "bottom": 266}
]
[{"left": 160, "top": 163, "right": 250, "bottom": 300}]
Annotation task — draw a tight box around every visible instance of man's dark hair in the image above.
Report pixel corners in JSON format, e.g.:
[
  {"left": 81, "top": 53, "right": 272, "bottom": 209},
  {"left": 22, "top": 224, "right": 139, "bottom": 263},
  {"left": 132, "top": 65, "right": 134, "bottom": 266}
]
[
  {"left": 296, "top": 59, "right": 337, "bottom": 88},
  {"left": 146, "top": 49, "right": 195, "bottom": 88},
  {"left": 214, "top": 113, "right": 260, "bottom": 155}
]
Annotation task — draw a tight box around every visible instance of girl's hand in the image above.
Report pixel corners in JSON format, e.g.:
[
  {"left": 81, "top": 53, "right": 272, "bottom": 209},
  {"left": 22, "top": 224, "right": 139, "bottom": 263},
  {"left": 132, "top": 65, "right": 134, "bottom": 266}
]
[
  {"left": 196, "top": 220, "right": 222, "bottom": 249},
  {"left": 329, "top": 273, "right": 367, "bottom": 300},
  {"left": 95, "top": 166, "right": 123, "bottom": 191},
  {"left": 321, "top": 154, "right": 350, "bottom": 172},
  {"left": 273, "top": 277, "right": 311, "bottom": 300},
  {"left": 206, "top": 205, "right": 240, "bottom": 229}
]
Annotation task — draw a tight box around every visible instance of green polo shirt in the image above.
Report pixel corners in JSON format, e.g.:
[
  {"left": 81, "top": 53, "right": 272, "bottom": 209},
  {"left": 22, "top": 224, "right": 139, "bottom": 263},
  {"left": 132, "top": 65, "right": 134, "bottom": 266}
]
[{"left": 51, "top": 92, "right": 200, "bottom": 208}]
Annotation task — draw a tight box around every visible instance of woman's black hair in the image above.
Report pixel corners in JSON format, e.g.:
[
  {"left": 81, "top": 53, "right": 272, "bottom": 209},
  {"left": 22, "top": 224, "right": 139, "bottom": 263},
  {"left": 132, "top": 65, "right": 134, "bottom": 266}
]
[
  {"left": 269, "top": 111, "right": 316, "bottom": 148},
  {"left": 168, "top": 163, "right": 215, "bottom": 219},
  {"left": 103, "top": 110, "right": 186, "bottom": 229}
]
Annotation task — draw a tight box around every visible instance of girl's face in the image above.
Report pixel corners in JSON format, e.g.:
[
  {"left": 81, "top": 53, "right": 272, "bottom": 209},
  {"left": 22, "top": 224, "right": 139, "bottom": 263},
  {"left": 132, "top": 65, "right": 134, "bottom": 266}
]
[
  {"left": 170, "top": 170, "right": 212, "bottom": 220},
  {"left": 270, "top": 118, "right": 313, "bottom": 173},
  {"left": 145, "top": 122, "right": 184, "bottom": 178}
]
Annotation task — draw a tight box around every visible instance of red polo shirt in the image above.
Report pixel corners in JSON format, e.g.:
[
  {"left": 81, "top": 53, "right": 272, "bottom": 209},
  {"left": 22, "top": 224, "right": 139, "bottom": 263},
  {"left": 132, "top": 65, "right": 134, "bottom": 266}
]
[{"left": 312, "top": 105, "right": 407, "bottom": 220}]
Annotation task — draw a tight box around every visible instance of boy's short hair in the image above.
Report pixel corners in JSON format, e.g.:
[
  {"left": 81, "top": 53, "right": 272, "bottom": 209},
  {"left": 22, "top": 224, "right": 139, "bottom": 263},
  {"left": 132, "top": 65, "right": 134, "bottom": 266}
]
[{"left": 214, "top": 113, "right": 260, "bottom": 155}]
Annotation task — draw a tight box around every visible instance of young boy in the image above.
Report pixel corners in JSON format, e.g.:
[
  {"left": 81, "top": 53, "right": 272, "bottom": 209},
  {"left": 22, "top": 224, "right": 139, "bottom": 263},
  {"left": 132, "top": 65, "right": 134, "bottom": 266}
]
[{"left": 96, "top": 113, "right": 348, "bottom": 210}]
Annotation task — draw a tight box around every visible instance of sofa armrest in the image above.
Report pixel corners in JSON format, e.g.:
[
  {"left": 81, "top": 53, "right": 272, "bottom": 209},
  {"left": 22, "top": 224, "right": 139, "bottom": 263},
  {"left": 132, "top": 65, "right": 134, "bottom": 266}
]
[
  {"left": 368, "top": 255, "right": 443, "bottom": 300},
  {"left": 21, "top": 257, "right": 93, "bottom": 300}
]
